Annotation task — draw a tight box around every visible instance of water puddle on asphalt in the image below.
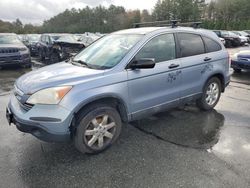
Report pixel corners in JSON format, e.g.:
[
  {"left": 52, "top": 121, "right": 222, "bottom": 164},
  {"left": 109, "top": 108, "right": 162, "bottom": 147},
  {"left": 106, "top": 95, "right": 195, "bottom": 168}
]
[
  {"left": 0, "top": 68, "right": 30, "bottom": 94},
  {"left": 0, "top": 60, "right": 44, "bottom": 94},
  {"left": 132, "top": 106, "right": 225, "bottom": 150}
]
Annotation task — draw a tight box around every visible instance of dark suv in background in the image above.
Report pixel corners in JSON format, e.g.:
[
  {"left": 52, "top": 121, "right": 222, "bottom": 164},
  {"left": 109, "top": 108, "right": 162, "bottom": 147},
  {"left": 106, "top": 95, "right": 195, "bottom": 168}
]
[
  {"left": 24, "top": 34, "right": 41, "bottom": 56},
  {"left": 213, "top": 30, "right": 241, "bottom": 47},
  {"left": 0, "top": 33, "right": 31, "bottom": 69},
  {"left": 37, "top": 34, "right": 85, "bottom": 64}
]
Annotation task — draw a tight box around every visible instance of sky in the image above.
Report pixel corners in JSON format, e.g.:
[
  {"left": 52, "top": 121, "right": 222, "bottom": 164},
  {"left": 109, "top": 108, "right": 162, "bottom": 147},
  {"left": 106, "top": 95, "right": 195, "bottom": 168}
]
[{"left": 0, "top": 0, "right": 158, "bottom": 25}]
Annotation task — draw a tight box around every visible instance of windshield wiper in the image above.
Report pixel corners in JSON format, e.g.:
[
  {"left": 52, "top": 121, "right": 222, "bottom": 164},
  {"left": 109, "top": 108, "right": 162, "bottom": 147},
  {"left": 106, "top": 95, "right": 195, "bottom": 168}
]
[{"left": 71, "top": 59, "right": 93, "bottom": 68}]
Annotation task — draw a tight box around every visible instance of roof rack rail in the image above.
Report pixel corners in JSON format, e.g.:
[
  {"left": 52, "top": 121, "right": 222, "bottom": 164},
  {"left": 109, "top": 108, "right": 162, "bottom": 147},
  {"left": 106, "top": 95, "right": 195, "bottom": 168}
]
[
  {"left": 133, "top": 20, "right": 176, "bottom": 28},
  {"left": 133, "top": 20, "right": 202, "bottom": 29}
]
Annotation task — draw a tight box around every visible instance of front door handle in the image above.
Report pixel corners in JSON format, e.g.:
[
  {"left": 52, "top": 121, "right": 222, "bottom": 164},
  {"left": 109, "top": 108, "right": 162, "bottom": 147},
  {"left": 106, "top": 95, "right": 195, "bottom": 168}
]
[
  {"left": 204, "top": 57, "right": 212, "bottom": 62},
  {"left": 168, "top": 64, "right": 180, "bottom": 69}
]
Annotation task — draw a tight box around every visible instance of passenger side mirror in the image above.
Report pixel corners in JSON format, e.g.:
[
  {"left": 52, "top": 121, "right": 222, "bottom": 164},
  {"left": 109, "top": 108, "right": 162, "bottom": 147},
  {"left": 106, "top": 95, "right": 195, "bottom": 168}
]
[{"left": 129, "top": 58, "right": 155, "bottom": 70}]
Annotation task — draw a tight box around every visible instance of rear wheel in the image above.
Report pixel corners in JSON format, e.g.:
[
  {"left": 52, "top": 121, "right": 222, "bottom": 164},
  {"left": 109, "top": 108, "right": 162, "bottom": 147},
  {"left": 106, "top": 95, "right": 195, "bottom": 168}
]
[
  {"left": 74, "top": 104, "right": 122, "bottom": 154},
  {"left": 197, "top": 77, "right": 222, "bottom": 111}
]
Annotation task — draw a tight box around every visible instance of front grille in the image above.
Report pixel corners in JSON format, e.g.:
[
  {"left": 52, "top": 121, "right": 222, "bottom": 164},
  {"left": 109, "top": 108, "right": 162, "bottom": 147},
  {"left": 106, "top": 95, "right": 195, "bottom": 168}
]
[
  {"left": 21, "top": 54, "right": 29, "bottom": 59},
  {"left": 0, "top": 55, "right": 21, "bottom": 61},
  {"left": 0, "top": 48, "right": 19, "bottom": 53},
  {"left": 18, "top": 101, "right": 33, "bottom": 112},
  {"left": 14, "top": 85, "right": 33, "bottom": 112}
]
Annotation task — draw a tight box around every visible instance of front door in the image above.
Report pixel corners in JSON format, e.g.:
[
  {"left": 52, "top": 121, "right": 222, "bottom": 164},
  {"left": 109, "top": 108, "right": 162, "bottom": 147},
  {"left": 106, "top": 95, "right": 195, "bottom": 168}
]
[{"left": 127, "top": 33, "right": 182, "bottom": 119}]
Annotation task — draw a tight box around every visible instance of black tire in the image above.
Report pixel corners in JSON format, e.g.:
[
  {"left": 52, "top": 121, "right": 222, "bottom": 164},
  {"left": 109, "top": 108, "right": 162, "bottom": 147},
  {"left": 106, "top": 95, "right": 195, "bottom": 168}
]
[
  {"left": 22, "top": 64, "right": 32, "bottom": 69},
  {"left": 197, "top": 77, "right": 222, "bottom": 111},
  {"left": 39, "top": 49, "right": 45, "bottom": 61},
  {"left": 233, "top": 68, "right": 241, "bottom": 73},
  {"left": 50, "top": 52, "right": 60, "bottom": 64},
  {"left": 74, "top": 104, "right": 122, "bottom": 154},
  {"left": 226, "top": 40, "right": 232, "bottom": 48}
]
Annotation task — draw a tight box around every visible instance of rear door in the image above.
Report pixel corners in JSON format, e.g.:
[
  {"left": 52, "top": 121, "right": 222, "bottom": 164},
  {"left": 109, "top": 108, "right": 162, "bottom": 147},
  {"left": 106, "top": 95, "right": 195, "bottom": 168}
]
[
  {"left": 176, "top": 33, "right": 208, "bottom": 100},
  {"left": 127, "top": 33, "right": 182, "bottom": 118}
]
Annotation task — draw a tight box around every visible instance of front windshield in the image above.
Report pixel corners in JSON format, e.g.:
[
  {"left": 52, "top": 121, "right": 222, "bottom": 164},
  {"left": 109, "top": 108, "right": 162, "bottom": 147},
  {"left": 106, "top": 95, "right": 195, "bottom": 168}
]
[
  {"left": 221, "top": 31, "right": 229, "bottom": 37},
  {"left": 239, "top": 31, "right": 248, "bottom": 36},
  {"left": 229, "top": 31, "right": 238, "bottom": 37},
  {"left": 28, "top": 35, "right": 40, "bottom": 42},
  {"left": 232, "top": 31, "right": 240, "bottom": 36},
  {"left": 73, "top": 34, "right": 142, "bottom": 69},
  {"left": 0, "top": 35, "right": 22, "bottom": 44},
  {"left": 51, "top": 35, "right": 75, "bottom": 42}
]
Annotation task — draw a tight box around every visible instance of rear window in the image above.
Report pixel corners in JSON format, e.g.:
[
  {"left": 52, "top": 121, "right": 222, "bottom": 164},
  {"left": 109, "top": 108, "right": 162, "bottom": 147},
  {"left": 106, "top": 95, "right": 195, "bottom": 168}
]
[
  {"left": 178, "top": 33, "right": 205, "bottom": 58},
  {"left": 203, "top": 37, "right": 222, "bottom": 53}
]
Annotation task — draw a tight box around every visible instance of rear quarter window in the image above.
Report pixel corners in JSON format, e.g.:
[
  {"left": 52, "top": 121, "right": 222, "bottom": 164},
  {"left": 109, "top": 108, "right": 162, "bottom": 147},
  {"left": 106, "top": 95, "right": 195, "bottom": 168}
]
[
  {"left": 203, "top": 36, "right": 222, "bottom": 53},
  {"left": 177, "top": 33, "right": 205, "bottom": 58}
]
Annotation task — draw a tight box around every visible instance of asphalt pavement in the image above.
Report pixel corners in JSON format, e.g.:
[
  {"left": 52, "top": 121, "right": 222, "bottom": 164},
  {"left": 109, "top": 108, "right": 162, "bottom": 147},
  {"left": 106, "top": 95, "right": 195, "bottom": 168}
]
[{"left": 0, "top": 47, "right": 250, "bottom": 188}]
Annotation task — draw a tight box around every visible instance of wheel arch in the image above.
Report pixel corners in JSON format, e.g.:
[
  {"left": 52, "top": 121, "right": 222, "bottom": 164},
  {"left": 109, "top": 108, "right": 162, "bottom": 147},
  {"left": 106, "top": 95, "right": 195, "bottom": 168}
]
[
  {"left": 206, "top": 72, "right": 225, "bottom": 92},
  {"left": 73, "top": 94, "right": 129, "bottom": 124}
]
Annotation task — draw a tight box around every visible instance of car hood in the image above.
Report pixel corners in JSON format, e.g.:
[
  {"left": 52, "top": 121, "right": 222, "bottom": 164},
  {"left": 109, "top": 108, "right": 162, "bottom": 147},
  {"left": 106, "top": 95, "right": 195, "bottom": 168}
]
[
  {"left": 0, "top": 43, "right": 25, "bottom": 48},
  {"left": 237, "top": 51, "right": 250, "bottom": 58},
  {"left": 54, "top": 40, "right": 84, "bottom": 45},
  {"left": 16, "top": 62, "right": 105, "bottom": 94},
  {"left": 239, "top": 36, "right": 248, "bottom": 40}
]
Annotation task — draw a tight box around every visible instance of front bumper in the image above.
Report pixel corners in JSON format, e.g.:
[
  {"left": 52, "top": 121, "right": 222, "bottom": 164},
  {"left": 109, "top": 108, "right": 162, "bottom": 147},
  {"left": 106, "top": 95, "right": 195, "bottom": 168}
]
[
  {"left": 7, "top": 94, "right": 72, "bottom": 142},
  {"left": 0, "top": 57, "right": 31, "bottom": 67},
  {"left": 231, "top": 60, "right": 250, "bottom": 70}
]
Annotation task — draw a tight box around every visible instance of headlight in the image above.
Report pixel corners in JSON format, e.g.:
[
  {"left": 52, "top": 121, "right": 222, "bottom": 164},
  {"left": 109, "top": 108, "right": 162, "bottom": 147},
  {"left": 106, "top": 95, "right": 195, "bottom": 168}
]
[
  {"left": 27, "top": 86, "right": 72, "bottom": 105},
  {"left": 19, "top": 47, "right": 28, "bottom": 51},
  {"left": 232, "top": 53, "right": 238, "bottom": 61}
]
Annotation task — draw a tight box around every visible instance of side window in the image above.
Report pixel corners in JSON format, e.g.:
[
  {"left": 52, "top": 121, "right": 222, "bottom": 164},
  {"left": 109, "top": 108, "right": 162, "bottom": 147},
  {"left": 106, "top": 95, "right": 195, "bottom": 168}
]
[
  {"left": 45, "top": 36, "right": 50, "bottom": 43},
  {"left": 135, "top": 34, "right": 176, "bottom": 63},
  {"left": 41, "top": 35, "right": 45, "bottom": 42},
  {"left": 203, "top": 37, "right": 222, "bottom": 53},
  {"left": 213, "top": 31, "right": 220, "bottom": 37},
  {"left": 178, "top": 33, "right": 205, "bottom": 58}
]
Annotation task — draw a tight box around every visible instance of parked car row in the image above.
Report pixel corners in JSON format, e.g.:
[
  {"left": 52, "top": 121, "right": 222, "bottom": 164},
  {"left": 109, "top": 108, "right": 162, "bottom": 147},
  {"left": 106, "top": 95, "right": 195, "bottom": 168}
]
[
  {"left": 0, "top": 32, "right": 102, "bottom": 68},
  {"left": 35, "top": 33, "right": 102, "bottom": 64},
  {"left": 37, "top": 33, "right": 86, "bottom": 64},
  {"left": 213, "top": 30, "right": 250, "bottom": 48},
  {"left": 0, "top": 33, "right": 31, "bottom": 69}
]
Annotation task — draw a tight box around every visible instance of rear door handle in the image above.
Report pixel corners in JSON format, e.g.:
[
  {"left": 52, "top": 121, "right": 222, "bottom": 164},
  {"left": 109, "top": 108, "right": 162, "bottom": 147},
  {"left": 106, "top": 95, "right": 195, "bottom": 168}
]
[
  {"left": 168, "top": 64, "right": 180, "bottom": 69},
  {"left": 204, "top": 57, "right": 212, "bottom": 62}
]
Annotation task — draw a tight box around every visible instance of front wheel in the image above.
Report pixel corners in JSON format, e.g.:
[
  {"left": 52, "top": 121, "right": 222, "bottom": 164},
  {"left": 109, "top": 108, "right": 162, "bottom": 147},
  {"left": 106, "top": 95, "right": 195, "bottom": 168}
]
[
  {"left": 197, "top": 77, "right": 222, "bottom": 111},
  {"left": 74, "top": 104, "right": 122, "bottom": 154},
  {"left": 50, "top": 52, "right": 60, "bottom": 64},
  {"left": 39, "top": 49, "right": 45, "bottom": 61}
]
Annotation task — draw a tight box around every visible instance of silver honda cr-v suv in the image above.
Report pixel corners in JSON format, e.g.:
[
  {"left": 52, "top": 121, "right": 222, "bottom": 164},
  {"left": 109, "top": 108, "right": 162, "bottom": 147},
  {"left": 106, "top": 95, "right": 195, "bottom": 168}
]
[{"left": 6, "top": 26, "right": 230, "bottom": 154}]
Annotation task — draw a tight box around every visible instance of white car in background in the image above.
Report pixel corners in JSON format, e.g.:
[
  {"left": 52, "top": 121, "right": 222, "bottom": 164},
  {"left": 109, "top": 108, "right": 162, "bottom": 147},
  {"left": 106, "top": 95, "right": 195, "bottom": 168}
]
[
  {"left": 219, "top": 38, "right": 226, "bottom": 45},
  {"left": 231, "top": 31, "right": 249, "bottom": 45},
  {"left": 78, "top": 33, "right": 101, "bottom": 47}
]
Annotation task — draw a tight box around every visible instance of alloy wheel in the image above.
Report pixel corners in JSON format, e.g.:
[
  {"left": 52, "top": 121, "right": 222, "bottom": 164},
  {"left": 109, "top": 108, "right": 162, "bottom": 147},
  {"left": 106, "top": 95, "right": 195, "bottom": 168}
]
[
  {"left": 205, "top": 82, "right": 219, "bottom": 106},
  {"left": 84, "top": 114, "right": 116, "bottom": 149}
]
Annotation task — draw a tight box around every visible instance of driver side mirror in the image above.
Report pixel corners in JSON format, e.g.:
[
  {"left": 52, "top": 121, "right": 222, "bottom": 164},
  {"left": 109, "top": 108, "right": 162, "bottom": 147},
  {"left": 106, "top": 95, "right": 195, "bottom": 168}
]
[{"left": 129, "top": 58, "right": 155, "bottom": 70}]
